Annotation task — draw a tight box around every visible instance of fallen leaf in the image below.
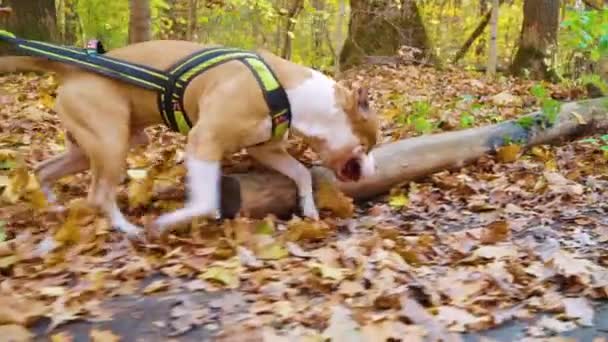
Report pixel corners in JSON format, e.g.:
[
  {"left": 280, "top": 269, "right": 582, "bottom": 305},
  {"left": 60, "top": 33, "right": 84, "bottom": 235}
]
[
  {"left": 315, "top": 180, "right": 354, "bottom": 218},
  {"left": 480, "top": 220, "right": 510, "bottom": 244},
  {"left": 473, "top": 245, "right": 518, "bottom": 260},
  {"left": 201, "top": 266, "right": 240, "bottom": 289},
  {"left": 90, "top": 329, "right": 120, "bottom": 342},
  {"left": 435, "top": 306, "right": 485, "bottom": 332},
  {"left": 322, "top": 305, "right": 364, "bottom": 342},
  {"left": 0, "top": 296, "right": 47, "bottom": 326},
  {"left": 562, "top": 297, "right": 594, "bottom": 326},
  {"left": 309, "top": 262, "right": 346, "bottom": 281},
  {"left": 0, "top": 324, "right": 33, "bottom": 342},
  {"left": 399, "top": 297, "right": 462, "bottom": 342},
  {"left": 51, "top": 331, "right": 74, "bottom": 342},
  {"left": 256, "top": 242, "right": 288, "bottom": 260},
  {"left": 142, "top": 279, "right": 170, "bottom": 295},
  {"left": 388, "top": 192, "right": 408, "bottom": 209},
  {"left": 497, "top": 144, "right": 521, "bottom": 163}
]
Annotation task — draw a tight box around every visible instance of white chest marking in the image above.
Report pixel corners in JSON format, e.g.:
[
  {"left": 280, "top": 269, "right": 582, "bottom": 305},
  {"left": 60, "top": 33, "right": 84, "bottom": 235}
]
[{"left": 286, "top": 70, "right": 358, "bottom": 150}]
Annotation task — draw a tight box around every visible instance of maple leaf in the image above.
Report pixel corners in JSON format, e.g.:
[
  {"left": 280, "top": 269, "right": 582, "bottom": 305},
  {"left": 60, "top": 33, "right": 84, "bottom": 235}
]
[
  {"left": 496, "top": 144, "right": 521, "bottom": 163},
  {"left": 90, "top": 329, "right": 121, "bottom": 342}
]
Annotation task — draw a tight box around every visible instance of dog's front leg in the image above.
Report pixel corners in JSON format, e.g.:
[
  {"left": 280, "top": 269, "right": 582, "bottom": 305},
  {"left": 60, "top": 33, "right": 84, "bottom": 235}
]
[
  {"left": 248, "top": 143, "right": 319, "bottom": 220},
  {"left": 153, "top": 128, "right": 222, "bottom": 233}
]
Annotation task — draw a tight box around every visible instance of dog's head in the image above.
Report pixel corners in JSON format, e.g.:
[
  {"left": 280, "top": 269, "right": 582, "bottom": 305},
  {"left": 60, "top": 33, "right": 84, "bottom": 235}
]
[{"left": 304, "top": 83, "right": 379, "bottom": 183}]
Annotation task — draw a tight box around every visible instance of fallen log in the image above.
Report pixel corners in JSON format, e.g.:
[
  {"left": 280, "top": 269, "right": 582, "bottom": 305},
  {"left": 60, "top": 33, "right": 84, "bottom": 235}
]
[{"left": 219, "top": 97, "right": 608, "bottom": 219}]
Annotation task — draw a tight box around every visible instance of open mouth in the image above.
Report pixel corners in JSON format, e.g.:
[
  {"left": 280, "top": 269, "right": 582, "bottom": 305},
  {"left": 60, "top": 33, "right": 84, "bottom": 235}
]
[{"left": 337, "top": 158, "right": 362, "bottom": 182}]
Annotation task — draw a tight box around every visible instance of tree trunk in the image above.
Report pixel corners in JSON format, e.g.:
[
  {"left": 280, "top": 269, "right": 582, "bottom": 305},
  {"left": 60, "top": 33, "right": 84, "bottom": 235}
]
[
  {"left": 0, "top": 0, "right": 57, "bottom": 54},
  {"left": 129, "top": 0, "right": 151, "bottom": 44},
  {"left": 339, "top": 0, "right": 432, "bottom": 71},
  {"left": 281, "top": 0, "right": 304, "bottom": 60},
  {"left": 215, "top": 97, "right": 608, "bottom": 219},
  {"left": 487, "top": 0, "right": 499, "bottom": 76},
  {"left": 510, "top": 0, "right": 560, "bottom": 81},
  {"left": 333, "top": 0, "right": 347, "bottom": 75},
  {"left": 187, "top": 0, "right": 199, "bottom": 41}
]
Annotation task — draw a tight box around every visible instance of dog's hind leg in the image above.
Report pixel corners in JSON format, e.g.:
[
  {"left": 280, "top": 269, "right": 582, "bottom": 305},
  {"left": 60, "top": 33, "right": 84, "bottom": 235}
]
[
  {"left": 55, "top": 88, "right": 142, "bottom": 237},
  {"left": 34, "top": 132, "right": 89, "bottom": 203}
]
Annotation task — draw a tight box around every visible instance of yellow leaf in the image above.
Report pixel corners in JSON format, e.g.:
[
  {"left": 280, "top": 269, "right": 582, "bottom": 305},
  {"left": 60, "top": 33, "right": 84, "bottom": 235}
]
[
  {"left": 388, "top": 193, "right": 408, "bottom": 209},
  {"left": 315, "top": 180, "right": 354, "bottom": 218},
  {"left": 0, "top": 255, "right": 17, "bottom": 269},
  {"left": 2, "top": 167, "right": 29, "bottom": 203},
  {"left": 285, "top": 219, "right": 330, "bottom": 242},
  {"left": 255, "top": 219, "right": 275, "bottom": 235},
  {"left": 127, "top": 177, "right": 154, "bottom": 209},
  {"left": 54, "top": 200, "right": 96, "bottom": 245},
  {"left": 90, "top": 329, "right": 120, "bottom": 342},
  {"left": 38, "top": 286, "right": 66, "bottom": 297},
  {"left": 142, "top": 280, "right": 169, "bottom": 295},
  {"left": 497, "top": 144, "right": 521, "bottom": 163},
  {"left": 309, "top": 262, "right": 346, "bottom": 281},
  {"left": 201, "top": 266, "right": 240, "bottom": 289},
  {"left": 40, "top": 92, "right": 55, "bottom": 109},
  {"left": 256, "top": 242, "right": 288, "bottom": 260},
  {"left": 51, "top": 331, "right": 74, "bottom": 342}
]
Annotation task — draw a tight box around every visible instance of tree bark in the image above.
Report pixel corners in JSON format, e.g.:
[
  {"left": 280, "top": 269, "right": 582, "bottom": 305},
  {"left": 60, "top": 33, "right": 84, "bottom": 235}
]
[
  {"left": 453, "top": 1, "right": 505, "bottom": 64},
  {"left": 339, "top": 0, "right": 432, "bottom": 71},
  {"left": 487, "top": 0, "right": 499, "bottom": 76},
  {"left": 510, "top": 0, "right": 560, "bottom": 81},
  {"left": 187, "top": 0, "right": 199, "bottom": 41},
  {"left": 129, "top": 0, "right": 151, "bottom": 44},
  {"left": 216, "top": 97, "right": 608, "bottom": 219},
  {"left": 0, "top": 0, "right": 57, "bottom": 54},
  {"left": 281, "top": 0, "right": 304, "bottom": 60}
]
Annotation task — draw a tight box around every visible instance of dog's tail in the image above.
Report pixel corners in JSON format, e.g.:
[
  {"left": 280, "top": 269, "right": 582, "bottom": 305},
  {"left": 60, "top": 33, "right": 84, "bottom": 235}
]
[{"left": 0, "top": 56, "right": 70, "bottom": 75}]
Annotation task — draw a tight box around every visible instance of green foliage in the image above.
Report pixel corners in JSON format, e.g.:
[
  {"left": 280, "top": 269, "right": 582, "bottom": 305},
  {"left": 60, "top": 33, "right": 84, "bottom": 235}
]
[
  {"left": 561, "top": 8, "right": 608, "bottom": 62},
  {"left": 76, "top": 0, "right": 129, "bottom": 48},
  {"left": 530, "top": 84, "right": 561, "bottom": 125},
  {"left": 459, "top": 112, "right": 475, "bottom": 128},
  {"left": 407, "top": 100, "right": 435, "bottom": 134}
]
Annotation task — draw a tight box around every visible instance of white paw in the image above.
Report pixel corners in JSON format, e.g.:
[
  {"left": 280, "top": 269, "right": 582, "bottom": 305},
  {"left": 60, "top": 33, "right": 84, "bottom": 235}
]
[
  {"left": 154, "top": 205, "right": 219, "bottom": 231},
  {"left": 301, "top": 196, "right": 320, "bottom": 220},
  {"left": 115, "top": 221, "right": 144, "bottom": 237}
]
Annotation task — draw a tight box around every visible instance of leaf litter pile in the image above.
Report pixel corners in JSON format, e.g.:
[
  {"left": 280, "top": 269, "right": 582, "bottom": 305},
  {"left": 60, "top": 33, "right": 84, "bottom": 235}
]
[{"left": 0, "top": 64, "right": 607, "bottom": 341}]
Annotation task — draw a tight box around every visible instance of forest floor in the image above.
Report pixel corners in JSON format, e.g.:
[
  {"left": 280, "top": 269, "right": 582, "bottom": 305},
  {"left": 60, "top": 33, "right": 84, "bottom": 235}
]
[{"left": 1, "top": 62, "right": 608, "bottom": 342}]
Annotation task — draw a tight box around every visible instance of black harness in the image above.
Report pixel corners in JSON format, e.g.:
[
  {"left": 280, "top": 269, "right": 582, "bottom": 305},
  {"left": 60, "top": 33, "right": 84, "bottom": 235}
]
[{"left": 0, "top": 30, "right": 292, "bottom": 138}]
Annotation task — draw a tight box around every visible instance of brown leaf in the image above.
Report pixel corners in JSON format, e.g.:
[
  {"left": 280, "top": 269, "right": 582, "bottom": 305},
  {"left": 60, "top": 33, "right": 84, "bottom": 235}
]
[
  {"left": 0, "top": 296, "right": 47, "bottom": 326},
  {"left": 0, "top": 324, "right": 33, "bottom": 342},
  {"left": 480, "top": 220, "right": 510, "bottom": 244},
  {"left": 314, "top": 180, "right": 354, "bottom": 218}
]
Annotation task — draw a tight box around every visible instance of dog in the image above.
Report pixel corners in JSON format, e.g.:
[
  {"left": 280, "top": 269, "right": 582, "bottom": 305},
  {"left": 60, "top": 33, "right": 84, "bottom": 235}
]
[{"left": 0, "top": 40, "right": 379, "bottom": 237}]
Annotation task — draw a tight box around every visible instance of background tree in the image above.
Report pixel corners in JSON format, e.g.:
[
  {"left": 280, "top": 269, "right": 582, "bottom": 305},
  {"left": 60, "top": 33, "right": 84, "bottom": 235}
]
[
  {"left": 339, "top": 0, "right": 432, "bottom": 70},
  {"left": 510, "top": 0, "right": 560, "bottom": 80},
  {"left": 0, "top": 0, "right": 57, "bottom": 54},
  {"left": 129, "top": 0, "right": 151, "bottom": 43}
]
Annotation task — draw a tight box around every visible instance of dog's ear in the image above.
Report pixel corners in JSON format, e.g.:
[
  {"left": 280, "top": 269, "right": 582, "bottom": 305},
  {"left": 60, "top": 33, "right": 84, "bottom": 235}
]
[{"left": 353, "top": 86, "right": 373, "bottom": 119}]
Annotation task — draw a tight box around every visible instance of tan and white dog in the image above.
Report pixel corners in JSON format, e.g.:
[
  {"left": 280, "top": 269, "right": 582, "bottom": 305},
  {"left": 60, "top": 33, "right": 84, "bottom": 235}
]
[{"left": 0, "top": 40, "right": 379, "bottom": 237}]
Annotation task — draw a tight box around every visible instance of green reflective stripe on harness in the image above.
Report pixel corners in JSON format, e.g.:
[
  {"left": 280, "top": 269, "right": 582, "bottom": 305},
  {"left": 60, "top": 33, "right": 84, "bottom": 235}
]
[
  {"left": 18, "top": 44, "right": 165, "bottom": 90},
  {"left": 178, "top": 52, "right": 258, "bottom": 82},
  {"left": 243, "top": 58, "right": 280, "bottom": 91}
]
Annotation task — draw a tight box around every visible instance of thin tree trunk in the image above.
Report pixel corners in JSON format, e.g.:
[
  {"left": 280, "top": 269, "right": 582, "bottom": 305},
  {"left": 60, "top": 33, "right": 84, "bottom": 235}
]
[
  {"left": 281, "top": 0, "right": 305, "bottom": 60},
  {"left": 187, "top": 0, "right": 198, "bottom": 41},
  {"left": 453, "top": 0, "right": 504, "bottom": 64},
  {"left": 487, "top": 0, "right": 499, "bottom": 76},
  {"left": 129, "top": 0, "right": 151, "bottom": 44},
  {"left": 510, "top": 0, "right": 560, "bottom": 81},
  {"left": 333, "top": 0, "right": 346, "bottom": 75}
]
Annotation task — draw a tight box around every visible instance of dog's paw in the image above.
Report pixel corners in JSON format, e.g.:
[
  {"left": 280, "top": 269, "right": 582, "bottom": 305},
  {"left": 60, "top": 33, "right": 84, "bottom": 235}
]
[
  {"left": 300, "top": 196, "right": 320, "bottom": 220},
  {"left": 115, "top": 221, "right": 144, "bottom": 237},
  {"left": 153, "top": 205, "right": 220, "bottom": 232}
]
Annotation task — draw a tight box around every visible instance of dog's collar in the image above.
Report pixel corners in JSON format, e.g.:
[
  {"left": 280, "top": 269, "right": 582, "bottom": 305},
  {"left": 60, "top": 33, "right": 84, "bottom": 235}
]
[{"left": 0, "top": 31, "right": 292, "bottom": 142}]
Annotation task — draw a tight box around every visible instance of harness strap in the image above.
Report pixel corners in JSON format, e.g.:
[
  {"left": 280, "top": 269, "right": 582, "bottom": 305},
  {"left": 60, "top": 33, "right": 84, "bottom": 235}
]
[{"left": 0, "top": 31, "right": 292, "bottom": 141}]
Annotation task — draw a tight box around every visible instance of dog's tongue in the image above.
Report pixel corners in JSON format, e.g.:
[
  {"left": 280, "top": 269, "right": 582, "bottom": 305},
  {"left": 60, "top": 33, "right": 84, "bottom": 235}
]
[{"left": 340, "top": 158, "right": 362, "bottom": 182}]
